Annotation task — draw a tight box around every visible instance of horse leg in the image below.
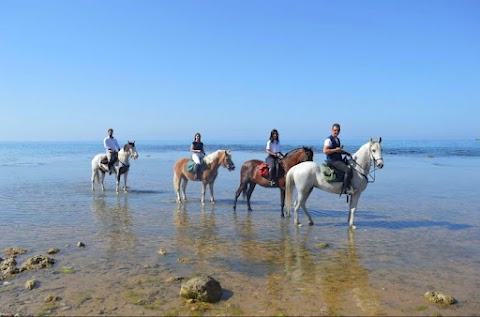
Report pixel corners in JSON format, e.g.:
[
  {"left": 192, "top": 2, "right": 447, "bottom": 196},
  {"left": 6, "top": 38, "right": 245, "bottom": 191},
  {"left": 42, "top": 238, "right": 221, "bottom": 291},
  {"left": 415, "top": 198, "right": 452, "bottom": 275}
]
[
  {"left": 100, "top": 172, "right": 106, "bottom": 192},
  {"left": 181, "top": 177, "right": 188, "bottom": 202},
  {"left": 123, "top": 172, "right": 128, "bottom": 193},
  {"left": 173, "top": 173, "right": 181, "bottom": 203},
  {"left": 91, "top": 168, "right": 97, "bottom": 192},
  {"left": 201, "top": 182, "right": 207, "bottom": 205},
  {"left": 115, "top": 173, "right": 120, "bottom": 194},
  {"left": 208, "top": 182, "right": 215, "bottom": 204},
  {"left": 233, "top": 181, "right": 246, "bottom": 211},
  {"left": 348, "top": 193, "right": 361, "bottom": 229},
  {"left": 245, "top": 182, "right": 256, "bottom": 212},
  {"left": 280, "top": 187, "right": 285, "bottom": 218},
  {"left": 295, "top": 187, "right": 314, "bottom": 226}
]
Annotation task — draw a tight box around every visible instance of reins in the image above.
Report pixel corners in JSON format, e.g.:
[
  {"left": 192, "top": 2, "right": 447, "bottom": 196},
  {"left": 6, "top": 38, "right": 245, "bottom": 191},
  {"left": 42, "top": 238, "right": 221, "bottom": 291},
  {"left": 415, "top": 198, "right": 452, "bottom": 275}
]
[{"left": 350, "top": 146, "right": 380, "bottom": 184}]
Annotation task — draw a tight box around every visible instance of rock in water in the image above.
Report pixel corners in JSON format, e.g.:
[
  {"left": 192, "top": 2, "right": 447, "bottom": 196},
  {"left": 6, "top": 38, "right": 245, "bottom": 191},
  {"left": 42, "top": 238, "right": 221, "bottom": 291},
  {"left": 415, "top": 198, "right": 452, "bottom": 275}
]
[
  {"left": 424, "top": 291, "right": 456, "bottom": 306},
  {"left": 179, "top": 275, "right": 222, "bottom": 303}
]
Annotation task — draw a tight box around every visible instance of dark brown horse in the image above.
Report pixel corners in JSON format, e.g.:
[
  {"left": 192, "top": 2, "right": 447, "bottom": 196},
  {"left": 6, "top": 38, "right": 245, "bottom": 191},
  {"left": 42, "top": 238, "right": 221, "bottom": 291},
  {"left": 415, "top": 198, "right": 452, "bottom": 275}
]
[
  {"left": 174, "top": 150, "right": 235, "bottom": 204},
  {"left": 233, "top": 146, "right": 314, "bottom": 216}
]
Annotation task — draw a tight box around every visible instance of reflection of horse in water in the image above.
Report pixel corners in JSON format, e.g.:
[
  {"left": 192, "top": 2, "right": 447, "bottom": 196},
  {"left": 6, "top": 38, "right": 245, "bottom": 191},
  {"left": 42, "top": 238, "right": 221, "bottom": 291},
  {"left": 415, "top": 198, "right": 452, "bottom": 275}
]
[
  {"left": 173, "top": 150, "right": 235, "bottom": 204},
  {"left": 90, "top": 196, "right": 137, "bottom": 255},
  {"left": 233, "top": 147, "right": 314, "bottom": 217},
  {"left": 317, "top": 230, "right": 383, "bottom": 316},
  {"left": 285, "top": 138, "right": 384, "bottom": 228},
  {"left": 91, "top": 142, "right": 139, "bottom": 193},
  {"left": 173, "top": 205, "right": 220, "bottom": 260}
]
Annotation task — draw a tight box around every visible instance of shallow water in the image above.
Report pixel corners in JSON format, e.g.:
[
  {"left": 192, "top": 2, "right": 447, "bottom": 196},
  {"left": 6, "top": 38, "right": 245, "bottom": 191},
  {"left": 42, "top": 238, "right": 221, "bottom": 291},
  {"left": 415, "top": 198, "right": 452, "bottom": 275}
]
[{"left": 1, "top": 140, "right": 480, "bottom": 316}]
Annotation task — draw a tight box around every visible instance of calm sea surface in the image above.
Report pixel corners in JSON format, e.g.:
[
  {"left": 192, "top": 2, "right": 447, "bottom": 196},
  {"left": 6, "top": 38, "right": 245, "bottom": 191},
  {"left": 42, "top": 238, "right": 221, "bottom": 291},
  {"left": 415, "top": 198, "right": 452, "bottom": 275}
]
[{"left": 1, "top": 139, "right": 480, "bottom": 316}]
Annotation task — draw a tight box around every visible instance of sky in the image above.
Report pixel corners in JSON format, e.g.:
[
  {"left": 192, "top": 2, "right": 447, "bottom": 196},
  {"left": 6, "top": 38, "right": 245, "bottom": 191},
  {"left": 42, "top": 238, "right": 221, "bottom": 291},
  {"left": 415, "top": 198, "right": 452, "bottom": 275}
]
[{"left": 1, "top": 0, "right": 479, "bottom": 142}]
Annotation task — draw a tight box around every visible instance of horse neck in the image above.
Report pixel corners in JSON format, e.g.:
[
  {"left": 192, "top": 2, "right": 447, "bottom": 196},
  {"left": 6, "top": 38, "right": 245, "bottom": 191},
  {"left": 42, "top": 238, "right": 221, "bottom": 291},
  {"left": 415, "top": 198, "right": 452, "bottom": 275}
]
[
  {"left": 352, "top": 143, "right": 371, "bottom": 172},
  {"left": 283, "top": 149, "right": 303, "bottom": 168},
  {"left": 118, "top": 148, "right": 130, "bottom": 164}
]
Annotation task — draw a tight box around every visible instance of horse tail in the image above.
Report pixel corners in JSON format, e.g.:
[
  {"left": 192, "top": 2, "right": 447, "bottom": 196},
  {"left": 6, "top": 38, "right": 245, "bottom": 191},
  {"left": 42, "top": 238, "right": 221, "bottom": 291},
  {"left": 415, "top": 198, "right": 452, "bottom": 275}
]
[{"left": 285, "top": 166, "right": 296, "bottom": 216}]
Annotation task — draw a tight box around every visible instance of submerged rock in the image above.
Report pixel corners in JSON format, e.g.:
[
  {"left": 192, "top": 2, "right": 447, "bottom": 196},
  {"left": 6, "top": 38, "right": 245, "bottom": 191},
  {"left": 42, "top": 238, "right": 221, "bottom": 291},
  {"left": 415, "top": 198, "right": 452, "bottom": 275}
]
[
  {"left": 3, "top": 247, "right": 28, "bottom": 257},
  {"left": 424, "top": 291, "right": 456, "bottom": 306},
  {"left": 21, "top": 255, "right": 55, "bottom": 271},
  {"left": 25, "top": 279, "right": 37, "bottom": 290},
  {"left": 180, "top": 275, "right": 222, "bottom": 303},
  {"left": 47, "top": 248, "right": 60, "bottom": 254}
]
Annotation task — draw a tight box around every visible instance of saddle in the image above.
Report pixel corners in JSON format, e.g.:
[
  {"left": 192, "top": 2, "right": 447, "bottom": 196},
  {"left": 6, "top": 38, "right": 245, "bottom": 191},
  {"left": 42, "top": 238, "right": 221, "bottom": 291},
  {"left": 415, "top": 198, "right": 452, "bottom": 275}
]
[
  {"left": 257, "top": 163, "right": 269, "bottom": 178},
  {"left": 321, "top": 163, "right": 345, "bottom": 183},
  {"left": 186, "top": 160, "right": 204, "bottom": 173}
]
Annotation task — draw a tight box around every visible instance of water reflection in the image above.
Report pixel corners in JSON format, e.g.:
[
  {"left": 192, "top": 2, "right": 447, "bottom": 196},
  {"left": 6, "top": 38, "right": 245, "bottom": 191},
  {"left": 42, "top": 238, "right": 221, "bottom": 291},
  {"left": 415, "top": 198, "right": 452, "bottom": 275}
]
[
  {"left": 173, "top": 205, "right": 220, "bottom": 263},
  {"left": 318, "top": 229, "right": 383, "bottom": 316},
  {"left": 90, "top": 196, "right": 138, "bottom": 258}
]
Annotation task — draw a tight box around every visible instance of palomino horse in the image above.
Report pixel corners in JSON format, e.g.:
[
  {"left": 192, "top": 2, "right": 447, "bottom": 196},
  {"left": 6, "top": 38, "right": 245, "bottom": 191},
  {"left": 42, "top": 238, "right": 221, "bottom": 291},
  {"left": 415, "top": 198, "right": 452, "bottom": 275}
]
[
  {"left": 285, "top": 138, "right": 384, "bottom": 228},
  {"left": 173, "top": 150, "right": 235, "bottom": 204},
  {"left": 233, "top": 146, "right": 314, "bottom": 217},
  {"left": 91, "top": 142, "right": 139, "bottom": 193}
]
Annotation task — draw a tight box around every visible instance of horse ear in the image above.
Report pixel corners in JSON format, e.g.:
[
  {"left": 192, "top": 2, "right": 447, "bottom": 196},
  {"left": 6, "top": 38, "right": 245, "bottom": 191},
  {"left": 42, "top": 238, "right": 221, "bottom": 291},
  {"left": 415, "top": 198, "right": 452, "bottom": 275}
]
[
  {"left": 370, "top": 138, "right": 374, "bottom": 143},
  {"left": 378, "top": 137, "right": 382, "bottom": 143}
]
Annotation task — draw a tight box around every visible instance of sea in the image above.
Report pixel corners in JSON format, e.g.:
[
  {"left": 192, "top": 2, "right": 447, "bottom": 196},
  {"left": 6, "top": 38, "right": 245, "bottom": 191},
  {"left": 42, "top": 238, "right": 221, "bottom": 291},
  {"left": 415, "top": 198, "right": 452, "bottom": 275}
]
[{"left": 1, "top": 138, "right": 479, "bottom": 316}]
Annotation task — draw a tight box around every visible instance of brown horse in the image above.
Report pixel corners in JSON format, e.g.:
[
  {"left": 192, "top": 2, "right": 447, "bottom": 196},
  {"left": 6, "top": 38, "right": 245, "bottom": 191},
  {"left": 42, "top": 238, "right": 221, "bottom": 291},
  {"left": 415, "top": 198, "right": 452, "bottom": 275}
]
[
  {"left": 233, "top": 146, "right": 314, "bottom": 216},
  {"left": 174, "top": 150, "right": 235, "bottom": 204}
]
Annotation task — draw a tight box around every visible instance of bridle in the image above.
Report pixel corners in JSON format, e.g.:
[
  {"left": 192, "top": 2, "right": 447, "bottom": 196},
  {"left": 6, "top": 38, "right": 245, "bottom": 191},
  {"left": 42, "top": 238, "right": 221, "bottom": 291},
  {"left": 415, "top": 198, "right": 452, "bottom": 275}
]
[{"left": 351, "top": 143, "right": 383, "bottom": 184}]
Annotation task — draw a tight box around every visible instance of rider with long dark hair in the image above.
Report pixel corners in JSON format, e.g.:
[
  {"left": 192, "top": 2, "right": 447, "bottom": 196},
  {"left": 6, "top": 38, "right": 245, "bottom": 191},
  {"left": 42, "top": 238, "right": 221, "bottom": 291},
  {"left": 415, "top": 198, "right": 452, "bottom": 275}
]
[{"left": 265, "top": 129, "right": 282, "bottom": 186}]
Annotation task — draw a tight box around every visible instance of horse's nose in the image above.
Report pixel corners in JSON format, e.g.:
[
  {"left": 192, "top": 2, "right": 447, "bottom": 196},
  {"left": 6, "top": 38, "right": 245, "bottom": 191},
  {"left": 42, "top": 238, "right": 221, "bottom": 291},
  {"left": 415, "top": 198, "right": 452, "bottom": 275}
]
[{"left": 377, "top": 160, "right": 384, "bottom": 169}]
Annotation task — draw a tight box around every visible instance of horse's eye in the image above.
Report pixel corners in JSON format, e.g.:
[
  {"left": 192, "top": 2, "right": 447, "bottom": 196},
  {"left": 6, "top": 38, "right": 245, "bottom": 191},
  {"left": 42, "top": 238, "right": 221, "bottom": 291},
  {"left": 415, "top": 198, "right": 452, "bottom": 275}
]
[{"left": 372, "top": 149, "right": 376, "bottom": 153}]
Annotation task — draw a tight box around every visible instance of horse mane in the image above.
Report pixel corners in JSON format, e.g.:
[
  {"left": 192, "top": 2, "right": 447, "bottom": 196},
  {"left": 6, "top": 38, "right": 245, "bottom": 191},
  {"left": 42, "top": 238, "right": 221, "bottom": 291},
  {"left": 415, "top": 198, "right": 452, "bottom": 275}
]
[
  {"left": 284, "top": 146, "right": 313, "bottom": 159},
  {"left": 203, "top": 150, "right": 222, "bottom": 165}
]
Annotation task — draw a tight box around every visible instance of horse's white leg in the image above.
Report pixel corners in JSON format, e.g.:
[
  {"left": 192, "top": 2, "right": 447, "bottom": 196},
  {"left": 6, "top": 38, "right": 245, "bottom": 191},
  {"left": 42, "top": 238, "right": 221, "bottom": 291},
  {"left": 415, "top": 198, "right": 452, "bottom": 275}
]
[
  {"left": 181, "top": 178, "right": 188, "bottom": 202},
  {"left": 348, "top": 193, "right": 361, "bottom": 229},
  {"left": 101, "top": 172, "right": 106, "bottom": 192},
  {"left": 91, "top": 168, "right": 97, "bottom": 192},
  {"left": 302, "top": 188, "right": 314, "bottom": 226},
  {"left": 115, "top": 173, "right": 120, "bottom": 194},
  {"left": 123, "top": 172, "right": 128, "bottom": 193},
  {"left": 295, "top": 188, "right": 314, "bottom": 226},
  {"left": 209, "top": 182, "right": 215, "bottom": 204},
  {"left": 201, "top": 182, "right": 207, "bottom": 205}
]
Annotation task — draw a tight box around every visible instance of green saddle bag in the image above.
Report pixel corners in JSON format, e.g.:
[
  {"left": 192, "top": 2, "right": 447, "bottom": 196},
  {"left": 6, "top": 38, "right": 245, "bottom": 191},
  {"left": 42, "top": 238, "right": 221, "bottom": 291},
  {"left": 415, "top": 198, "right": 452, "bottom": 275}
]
[{"left": 321, "top": 163, "right": 343, "bottom": 182}]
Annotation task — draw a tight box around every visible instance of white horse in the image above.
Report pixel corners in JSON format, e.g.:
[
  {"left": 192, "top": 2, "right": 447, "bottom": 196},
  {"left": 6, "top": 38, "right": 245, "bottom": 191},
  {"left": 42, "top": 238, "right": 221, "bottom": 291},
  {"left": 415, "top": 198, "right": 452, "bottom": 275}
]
[
  {"left": 285, "top": 138, "right": 384, "bottom": 228},
  {"left": 91, "top": 141, "right": 139, "bottom": 193}
]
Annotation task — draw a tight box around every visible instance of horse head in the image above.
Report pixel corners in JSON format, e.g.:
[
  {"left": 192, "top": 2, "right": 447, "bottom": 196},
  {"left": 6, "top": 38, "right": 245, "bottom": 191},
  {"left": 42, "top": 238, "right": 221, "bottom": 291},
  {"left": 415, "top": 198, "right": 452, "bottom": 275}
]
[
  {"left": 125, "top": 141, "right": 139, "bottom": 160},
  {"left": 221, "top": 150, "right": 235, "bottom": 171},
  {"left": 369, "top": 138, "right": 383, "bottom": 169}
]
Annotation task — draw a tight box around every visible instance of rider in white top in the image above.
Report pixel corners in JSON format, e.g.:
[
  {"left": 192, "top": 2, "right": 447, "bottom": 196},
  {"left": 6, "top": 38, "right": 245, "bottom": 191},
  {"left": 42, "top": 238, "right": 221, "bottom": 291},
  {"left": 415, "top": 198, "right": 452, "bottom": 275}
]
[
  {"left": 104, "top": 128, "right": 120, "bottom": 174},
  {"left": 265, "top": 129, "right": 282, "bottom": 186}
]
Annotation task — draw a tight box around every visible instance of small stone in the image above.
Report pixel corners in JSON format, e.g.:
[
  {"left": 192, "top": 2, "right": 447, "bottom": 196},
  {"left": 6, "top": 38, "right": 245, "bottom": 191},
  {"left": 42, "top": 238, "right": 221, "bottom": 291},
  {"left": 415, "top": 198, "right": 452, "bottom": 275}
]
[
  {"left": 25, "top": 279, "right": 37, "bottom": 290},
  {"left": 44, "top": 294, "right": 61, "bottom": 302},
  {"left": 47, "top": 248, "right": 60, "bottom": 254},
  {"left": 158, "top": 248, "right": 167, "bottom": 255},
  {"left": 77, "top": 242, "right": 85, "bottom": 248},
  {"left": 316, "top": 242, "right": 330, "bottom": 248}
]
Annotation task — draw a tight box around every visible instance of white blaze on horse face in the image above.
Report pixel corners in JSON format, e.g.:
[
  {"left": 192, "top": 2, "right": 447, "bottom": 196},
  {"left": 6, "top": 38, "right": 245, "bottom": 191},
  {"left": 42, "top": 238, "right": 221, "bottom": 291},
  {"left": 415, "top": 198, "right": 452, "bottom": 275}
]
[{"left": 371, "top": 141, "right": 384, "bottom": 168}]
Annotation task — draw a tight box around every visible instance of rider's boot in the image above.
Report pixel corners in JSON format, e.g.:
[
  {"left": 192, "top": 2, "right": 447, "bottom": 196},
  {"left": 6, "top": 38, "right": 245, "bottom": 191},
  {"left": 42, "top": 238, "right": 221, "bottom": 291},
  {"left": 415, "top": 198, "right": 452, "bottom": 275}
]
[
  {"left": 344, "top": 171, "right": 356, "bottom": 195},
  {"left": 269, "top": 168, "right": 276, "bottom": 187},
  {"left": 194, "top": 164, "right": 200, "bottom": 180}
]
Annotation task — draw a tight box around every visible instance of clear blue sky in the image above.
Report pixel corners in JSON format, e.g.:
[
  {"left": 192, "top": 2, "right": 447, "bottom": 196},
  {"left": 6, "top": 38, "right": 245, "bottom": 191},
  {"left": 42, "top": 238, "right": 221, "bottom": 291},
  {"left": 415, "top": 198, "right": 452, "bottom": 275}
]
[{"left": 1, "top": 0, "right": 479, "bottom": 142}]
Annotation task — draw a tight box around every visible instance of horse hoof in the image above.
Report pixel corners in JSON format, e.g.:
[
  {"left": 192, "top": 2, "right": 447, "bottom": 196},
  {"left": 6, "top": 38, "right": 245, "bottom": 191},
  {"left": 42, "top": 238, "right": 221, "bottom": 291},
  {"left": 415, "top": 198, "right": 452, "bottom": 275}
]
[
  {"left": 297, "top": 223, "right": 303, "bottom": 227},
  {"left": 351, "top": 225, "right": 357, "bottom": 230},
  {"left": 308, "top": 222, "right": 314, "bottom": 226}
]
